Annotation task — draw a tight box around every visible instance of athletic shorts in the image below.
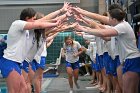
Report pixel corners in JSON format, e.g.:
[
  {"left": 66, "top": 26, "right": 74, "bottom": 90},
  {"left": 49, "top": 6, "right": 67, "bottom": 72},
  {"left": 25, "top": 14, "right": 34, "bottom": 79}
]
[
  {"left": 91, "top": 60, "right": 96, "bottom": 70},
  {"left": 0, "top": 57, "right": 22, "bottom": 78},
  {"left": 30, "top": 57, "right": 46, "bottom": 72},
  {"left": 110, "top": 58, "right": 117, "bottom": 76},
  {"left": 66, "top": 60, "right": 80, "bottom": 70},
  {"left": 115, "top": 55, "right": 121, "bottom": 68},
  {"left": 22, "top": 60, "right": 29, "bottom": 73},
  {"left": 99, "top": 55, "right": 104, "bottom": 69},
  {"left": 123, "top": 57, "right": 140, "bottom": 74},
  {"left": 95, "top": 54, "right": 101, "bottom": 71},
  {"left": 103, "top": 52, "right": 111, "bottom": 75}
]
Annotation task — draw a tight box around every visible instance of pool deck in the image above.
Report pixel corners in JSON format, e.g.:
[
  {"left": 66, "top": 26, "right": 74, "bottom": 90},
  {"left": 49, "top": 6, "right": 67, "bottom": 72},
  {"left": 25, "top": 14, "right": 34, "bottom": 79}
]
[{"left": 0, "top": 63, "right": 100, "bottom": 93}]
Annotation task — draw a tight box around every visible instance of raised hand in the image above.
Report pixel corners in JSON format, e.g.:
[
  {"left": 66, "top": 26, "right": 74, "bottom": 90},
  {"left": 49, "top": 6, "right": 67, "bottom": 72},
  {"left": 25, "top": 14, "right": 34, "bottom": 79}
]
[
  {"left": 71, "top": 6, "right": 83, "bottom": 15},
  {"left": 74, "top": 14, "right": 83, "bottom": 22},
  {"left": 65, "top": 10, "right": 73, "bottom": 17},
  {"left": 56, "top": 23, "right": 71, "bottom": 32},
  {"left": 74, "top": 24, "right": 88, "bottom": 32},
  {"left": 61, "top": 2, "right": 70, "bottom": 13}
]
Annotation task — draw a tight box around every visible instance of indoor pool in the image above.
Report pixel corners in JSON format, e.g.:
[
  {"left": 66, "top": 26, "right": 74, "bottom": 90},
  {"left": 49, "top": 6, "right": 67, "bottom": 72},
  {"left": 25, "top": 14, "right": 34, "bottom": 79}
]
[{"left": 0, "top": 82, "right": 7, "bottom": 93}]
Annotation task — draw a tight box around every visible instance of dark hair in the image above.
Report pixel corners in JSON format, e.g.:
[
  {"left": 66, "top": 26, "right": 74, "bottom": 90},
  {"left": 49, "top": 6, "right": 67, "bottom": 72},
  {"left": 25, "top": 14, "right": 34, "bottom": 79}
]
[
  {"left": 103, "top": 12, "right": 108, "bottom": 16},
  {"left": 34, "top": 12, "right": 45, "bottom": 49},
  {"left": 109, "top": 8, "right": 126, "bottom": 21},
  {"left": 100, "top": 12, "right": 108, "bottom": 25},
  {"left": 108, "top": 4, "right": 122, "bottom": 11},
  {"left": 20, "top": 8, "right": 36, "bottom": 20},
  {"left": 64, "top": 36, "right": 74, "bottom": 45}
]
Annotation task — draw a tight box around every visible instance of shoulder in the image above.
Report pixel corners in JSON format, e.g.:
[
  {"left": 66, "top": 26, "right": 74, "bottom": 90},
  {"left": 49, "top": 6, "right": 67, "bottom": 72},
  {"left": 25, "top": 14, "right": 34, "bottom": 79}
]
[
  {"left": 11, "top": 20, "right": 27, "bottom": 30},
  {"left": 74, "top": 41, "right": 80, "bottom": 45},
  {"left": 12, "top": 20, "right": 27, "bottom": 25}
]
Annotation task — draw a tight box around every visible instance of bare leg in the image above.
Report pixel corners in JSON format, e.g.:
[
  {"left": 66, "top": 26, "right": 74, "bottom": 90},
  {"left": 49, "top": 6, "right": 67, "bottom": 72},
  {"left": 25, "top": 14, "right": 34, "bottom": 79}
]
[
  {"left": 100, "top": 68, "right": 107, "bottom": 92},
  {"left": 28, "top": 66, "right": 35, "bottom": 93},
  {"left": 22, "top": 70, "right": 31, "bottom": 93},
  {"left": 33, "top": 68, "right": 44, "bottom": 93},
  {"left": 66, "top": 67, "right": 74, "bottom": 89},
  {"left": 28, "top": 65, "right": 35, "bottom": 85},
  {"left": 113, "top": 76, "right": 122, "bottom": 93},
  {"left": 73, "top": 68, "right": 80, "bottom": 88},
  {"left": 6, "top": 70, "right": 27, "bottom": 93},
  {"left": 90, "top": 70, "right": 97, "bottom": 85},
  {"left": 98, "top": 71, "right": 102, "bottom": 88},
  {"left": 96, "top": 71, "right": 100, "bottom": 86},
  {"left": 123, "top": 71, "right": 139, "bottom": 93},
  {"left": 117, "top": 65, "right": 123, "bottom": 93},
  {"left": 84, "top": 64, "right": 90, "bottom": 75},
  {"left": 20, "top": 74, "right": 28, "bottom": 93}
]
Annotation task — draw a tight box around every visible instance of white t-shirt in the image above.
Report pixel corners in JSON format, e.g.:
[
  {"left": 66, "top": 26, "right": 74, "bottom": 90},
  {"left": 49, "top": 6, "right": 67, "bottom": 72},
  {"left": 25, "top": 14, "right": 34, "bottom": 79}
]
[
  {"left": 105, "top": 40, "right": 116, "bottom": 59},
  {"left": 83, "top": 34, "right": 95, "bottom": 41},
  {"left": 40, "top": 42, "right": 47, "bottom": 57},
  {"left": 26, "top": 35, "right": 45, "bottom": 64},
  {"left": 113, "top": 21, "right": 140, "bottom": 63},
  {"left": 86, "top": 42, "right": 97, "bottom": 61},
  {"left": 95, "top": 37, "right": 104, "bottom": 55},
  {"left": 63, "top": 41, "right": 81, "bottom": 63},
  {"left": 3, "top": 20, "right": 29, "bottom": 63},
  {"left": 103, "top": 25, "right": 118, "bottom": 59},
  {"left": 109, "top": 37, "right": 119, "bottom": 59}
]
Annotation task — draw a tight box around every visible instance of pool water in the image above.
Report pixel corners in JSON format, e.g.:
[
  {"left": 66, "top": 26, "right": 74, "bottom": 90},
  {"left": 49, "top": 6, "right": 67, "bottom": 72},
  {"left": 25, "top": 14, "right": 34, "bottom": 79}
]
[{"left": 0, "top": 83, "right": 7, "bottom": 93}]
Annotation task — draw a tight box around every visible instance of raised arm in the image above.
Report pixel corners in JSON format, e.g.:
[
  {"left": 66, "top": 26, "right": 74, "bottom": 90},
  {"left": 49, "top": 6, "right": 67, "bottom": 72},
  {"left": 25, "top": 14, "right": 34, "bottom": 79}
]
[
  {"left": 72, "top": 7, "right": 110, "bottom": 25},
  {"left": 24, "top": 20, "right": 60, "bottom": 30},
  {"left": 74, "top": 24, "right": 118, "bottom": 37},
  {"left": 43, "top": 2, "right": 70, "bottom": 20},
  {"left": 46, "top": 32, "right": 59, "bottom": 42},
  {"left": 46, "top": 39, "right": 54, "bottom": 48}
]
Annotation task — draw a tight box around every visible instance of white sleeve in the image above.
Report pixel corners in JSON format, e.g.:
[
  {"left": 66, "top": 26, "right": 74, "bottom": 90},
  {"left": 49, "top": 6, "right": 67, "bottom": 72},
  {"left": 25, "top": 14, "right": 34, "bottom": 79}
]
[
  {"left": 85, "top": 49, "right": 91, "bottom": 56},
  {"left": 12, "top": 20, "right": 27, "bottom": 31},
  {"left": 63, "top": 43, "right": 66, "bottom": 49},
  {"left": 83, "top": 34, "right": 95, "bottom": 40},
  {"left": 113, "top": 22, "right": 126, "bottom": 35},
  {"left": 24, "top": 41, "right": 37, "bottom": 62},
  {"left": 34, "top": 42, "right": 45, "bottom": 63},
  {"left": 76, "top": 42, "right": 81, "bottom": 49},
  {"left": 89, "top": 39, "right": 96, "bottom": 42}
]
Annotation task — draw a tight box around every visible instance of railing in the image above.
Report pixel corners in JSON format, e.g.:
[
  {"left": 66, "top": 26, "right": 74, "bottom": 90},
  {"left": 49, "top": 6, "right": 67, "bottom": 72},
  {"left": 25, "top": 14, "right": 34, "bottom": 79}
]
[{"left": 43, "top": 48, "right": 63, "bottom": 73}]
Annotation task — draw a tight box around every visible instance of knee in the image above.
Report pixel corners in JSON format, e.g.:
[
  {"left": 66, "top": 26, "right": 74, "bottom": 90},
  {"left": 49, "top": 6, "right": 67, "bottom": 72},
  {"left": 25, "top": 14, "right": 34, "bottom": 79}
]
[
  {"left": 22, "top": 84, "right": 28, "bottom": 93},
  {"left": 68, "top": 74, "right": 73, "bottom": 78},
  {"left": 35, "top": 74, "right": 42, "bottom": 81}
]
